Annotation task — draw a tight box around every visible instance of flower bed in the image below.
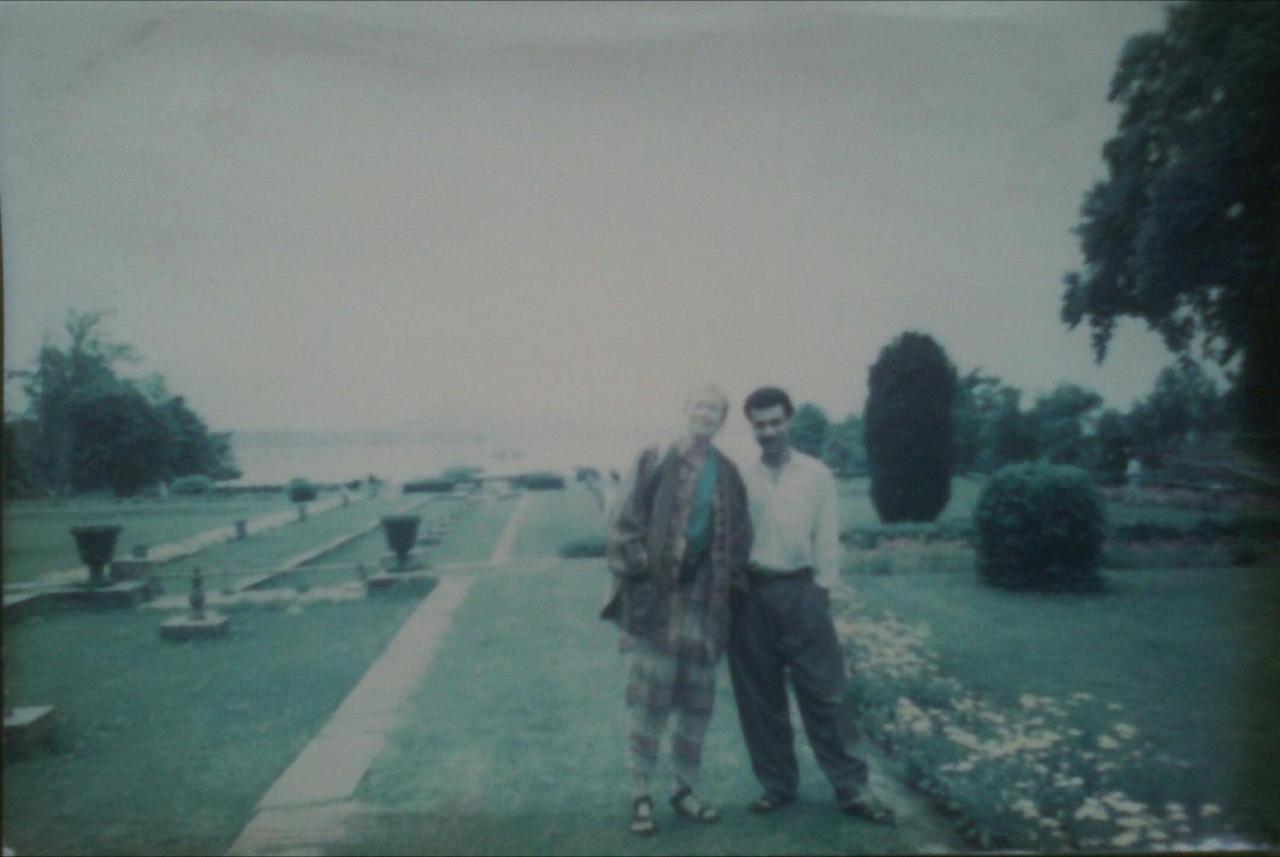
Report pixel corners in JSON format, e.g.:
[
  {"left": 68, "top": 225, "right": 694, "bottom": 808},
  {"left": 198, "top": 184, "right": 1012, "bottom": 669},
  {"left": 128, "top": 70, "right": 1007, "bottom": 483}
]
[{"left": 831, "top": 585, "right": 1242, "bottom": 851}]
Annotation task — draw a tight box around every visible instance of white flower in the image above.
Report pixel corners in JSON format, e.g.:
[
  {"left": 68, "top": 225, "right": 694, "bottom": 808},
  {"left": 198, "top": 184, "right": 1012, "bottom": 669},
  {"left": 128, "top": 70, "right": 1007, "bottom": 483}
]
[
  {"left": 1200, "top": 803, "right": 1222, "bottom": 817},
  {"left": 1011, "top": 798, "right": 1039, "bottom": 818},
  {"left": 1074, "top": 799, "right": 1110, "bottom": 822},
  {"left": 1114, "top": 723, "right": 1138, "bottom": 740},
  {"left": 1112, "top": 831, "right": 1141, "bottom": 847},
  {"left": 1097, "top": 734, "right": 1121, "bottom": 750}
]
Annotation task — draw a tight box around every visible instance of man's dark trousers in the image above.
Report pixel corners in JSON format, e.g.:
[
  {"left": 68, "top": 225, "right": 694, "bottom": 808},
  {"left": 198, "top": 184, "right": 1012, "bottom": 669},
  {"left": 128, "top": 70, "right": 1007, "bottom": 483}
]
[{"left": 728, "top": 573, "right": 868, "bottom": 797}]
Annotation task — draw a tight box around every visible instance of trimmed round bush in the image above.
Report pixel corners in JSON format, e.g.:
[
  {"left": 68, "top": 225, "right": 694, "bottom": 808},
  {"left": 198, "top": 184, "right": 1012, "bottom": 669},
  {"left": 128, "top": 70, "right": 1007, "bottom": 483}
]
[
  {"left": 974, "top": 462, "right": 1106, "bottom": 591},
  {"left": 170, "top": 474, "right": 215, "bottom": 496},
  {"left": 287, "top": 478, "right": 317, "bottom": 503}
]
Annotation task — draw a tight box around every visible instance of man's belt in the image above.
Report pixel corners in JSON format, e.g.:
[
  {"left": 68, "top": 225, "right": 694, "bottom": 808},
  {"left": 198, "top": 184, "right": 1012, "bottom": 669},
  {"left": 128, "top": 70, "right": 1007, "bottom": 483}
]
[{"left": 745, "top": 563, "right": 814, "bottom": 583}]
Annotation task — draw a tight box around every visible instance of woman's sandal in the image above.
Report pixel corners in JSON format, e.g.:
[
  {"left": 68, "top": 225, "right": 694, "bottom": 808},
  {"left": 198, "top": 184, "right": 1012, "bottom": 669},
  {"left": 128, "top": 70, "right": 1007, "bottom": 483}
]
[
  {"left": 630, "top": 795, "right": 657, "bottom": 836},
  {"left": 670, "top": 786, "right": 720, "bottom": 823}
]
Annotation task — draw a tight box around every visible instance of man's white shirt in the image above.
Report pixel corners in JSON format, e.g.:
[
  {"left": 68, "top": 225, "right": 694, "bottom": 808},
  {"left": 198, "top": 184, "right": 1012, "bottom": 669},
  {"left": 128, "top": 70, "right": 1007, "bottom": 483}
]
[{"left": 742, "top": 449, "right": 842, "bottom": 590}]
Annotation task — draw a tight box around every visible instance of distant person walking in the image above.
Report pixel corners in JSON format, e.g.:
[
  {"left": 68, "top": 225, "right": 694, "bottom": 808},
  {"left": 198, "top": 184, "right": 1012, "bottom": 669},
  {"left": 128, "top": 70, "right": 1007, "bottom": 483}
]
[
  {"left": 602, "top": 385, "right": 752, "bottom": 836},
  {"left": 730, "top": 386, "right": 894, "bottom": 824}
]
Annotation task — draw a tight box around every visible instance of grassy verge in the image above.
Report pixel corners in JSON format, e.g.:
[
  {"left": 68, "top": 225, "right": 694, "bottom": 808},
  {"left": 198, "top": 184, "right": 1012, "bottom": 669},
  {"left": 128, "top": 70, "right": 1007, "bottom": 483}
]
[
  {"left": 427, "top": 495, "right": 519, "bottom": 564},
  {"left": 832, "top": 562, "right": 1280, "bottom": 850},
  {"left": 2, "top": 597, "right": 422, "bottom": 856},
  {"left": 510, "top": 487, "right": 605, "bottom": 561},
  {"left": 344, "top": 563, "right": 917, "bottom": 856},
  {"left": 3, "top": 495, "right": 297, "bottom": 584}
]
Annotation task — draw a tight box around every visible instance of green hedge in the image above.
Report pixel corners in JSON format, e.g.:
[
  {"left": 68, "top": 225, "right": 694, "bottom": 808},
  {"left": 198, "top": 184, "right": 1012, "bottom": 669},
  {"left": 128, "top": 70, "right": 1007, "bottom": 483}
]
[{"left": 974, "top": 463, "right": 1105, "bottom": 591}]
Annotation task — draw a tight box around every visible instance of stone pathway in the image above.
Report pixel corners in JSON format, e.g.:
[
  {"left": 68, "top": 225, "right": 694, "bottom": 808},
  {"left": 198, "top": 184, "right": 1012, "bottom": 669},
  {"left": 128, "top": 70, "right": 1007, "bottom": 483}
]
[{"left": 225, "top": 496, "right": 531, "bottom": 856}]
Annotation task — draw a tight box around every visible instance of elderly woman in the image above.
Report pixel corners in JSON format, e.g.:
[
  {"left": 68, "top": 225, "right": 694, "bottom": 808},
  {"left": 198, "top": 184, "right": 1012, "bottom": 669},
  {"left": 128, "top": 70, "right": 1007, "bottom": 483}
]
[{"left": 601, "top": 384, "right": 752, "bottom": 836}]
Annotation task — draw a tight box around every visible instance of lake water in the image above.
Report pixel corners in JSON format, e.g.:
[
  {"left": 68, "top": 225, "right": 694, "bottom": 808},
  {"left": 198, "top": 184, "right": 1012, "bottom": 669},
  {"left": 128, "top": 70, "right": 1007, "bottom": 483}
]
[{"left": 230, "top": 425, "right": 762, "bottom": 486}]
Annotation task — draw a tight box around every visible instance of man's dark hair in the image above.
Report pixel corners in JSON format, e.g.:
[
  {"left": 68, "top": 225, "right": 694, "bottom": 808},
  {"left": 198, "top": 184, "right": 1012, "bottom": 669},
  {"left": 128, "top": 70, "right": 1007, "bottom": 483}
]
[{"left": 743, "top": 386, "right": 794, "bottom": 419}]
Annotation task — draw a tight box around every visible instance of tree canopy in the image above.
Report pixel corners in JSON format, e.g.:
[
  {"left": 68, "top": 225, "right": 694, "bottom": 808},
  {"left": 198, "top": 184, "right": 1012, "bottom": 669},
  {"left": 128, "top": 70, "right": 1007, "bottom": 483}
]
[
  {"left": 6, "top": 310, "right": 239, "bottom": 497},
  {"left": 1061, "top": 1, "right": 1280, "bottom": 449}
]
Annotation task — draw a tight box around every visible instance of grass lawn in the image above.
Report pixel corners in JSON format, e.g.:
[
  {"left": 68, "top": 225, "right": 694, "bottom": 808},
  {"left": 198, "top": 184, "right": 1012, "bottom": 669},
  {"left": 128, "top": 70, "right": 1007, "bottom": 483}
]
[
  {"left": 837, "top": 477, "right": 987, "bottom": 533},
  {"left": 135, "top": 496, "right": 415, "bottom": 592},
  {"left": 2, "top": 495, "right": 297, "bottom": 585},
  {"left": 837, "top": 475, "right": 1279, "bottom": 539},
  {"left": 427, "top": 495, "right": 520, "bottom": 564},
  {"left": 344, "top": 562, "right": 929, "bottom": 856},
  {"left": 509, "top": 487, "right": 606, "bottom": 561},
  {"left": 2, "top": 596, "right": 422, "bottom": 856},
  {"left": 842, "top": 564, "right": 1280, "bottom": 841},
  {"left": 285, "top": 496, "right": 464, "bottom": 588}
]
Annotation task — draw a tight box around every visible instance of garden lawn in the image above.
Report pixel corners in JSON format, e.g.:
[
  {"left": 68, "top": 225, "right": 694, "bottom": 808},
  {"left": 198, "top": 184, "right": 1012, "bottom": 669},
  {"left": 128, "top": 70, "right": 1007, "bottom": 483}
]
[
  {"left": 426, "top": 495, "right": 520, "bottom": 564},
  {"left": 2, "top": 495, "right": 296, "bottom": 585},
  {"left": 286, "top": 496, "right": 462, "bottom": 588},
  {"left": 843, "top": 565, "right": 1280, "bottom": 842},
  {"left": 137, "top": 495, "right": 415, "bottom": 591},
  {"left": 343, "top": 561, "right": 925, "bottom": 856},
  {"left": 509, "top": 487, "right": 606, "bottom": 561},
  {"left": 838, "top": 477, "right": 985, "bottom": 532},
  {"left": 2, "top": 596, "right": 422, "bottom": 856}
]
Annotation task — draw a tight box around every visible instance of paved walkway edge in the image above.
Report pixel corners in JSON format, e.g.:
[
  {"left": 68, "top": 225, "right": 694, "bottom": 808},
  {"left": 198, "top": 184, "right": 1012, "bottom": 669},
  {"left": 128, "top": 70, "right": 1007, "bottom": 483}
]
[{"left": 226, "top": 575, "right": 474, "bottom": 856}]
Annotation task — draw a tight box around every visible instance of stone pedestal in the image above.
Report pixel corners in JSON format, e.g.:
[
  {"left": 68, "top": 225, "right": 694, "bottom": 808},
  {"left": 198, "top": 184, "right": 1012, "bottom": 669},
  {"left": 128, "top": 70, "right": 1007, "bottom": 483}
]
[
  {"left": 380, "top": 552, "right": 425, "bottom": 573},
  {"left": 160, "top": 613, "right": 230, "bottom": 641},
  {"left": 235, "top": 519, "right": 248, "bottom": 541},
  {"left": 365, "top": 571, "right": 435, "bottom": 596},
  {"left": 56, "top": 579, "right": 155, "bottom": 608},
  {"left": 110, "top": 557, "right": 154, "bottom": 582},
  {"left": 4, "top": 705, "right": 57, "bottom": 754}
]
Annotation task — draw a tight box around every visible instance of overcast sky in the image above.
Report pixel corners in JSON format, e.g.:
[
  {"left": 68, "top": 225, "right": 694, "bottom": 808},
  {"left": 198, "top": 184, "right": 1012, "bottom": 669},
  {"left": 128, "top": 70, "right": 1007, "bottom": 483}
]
[{"left": 1, "top": 0, "right": 1177, "bottom": 437}]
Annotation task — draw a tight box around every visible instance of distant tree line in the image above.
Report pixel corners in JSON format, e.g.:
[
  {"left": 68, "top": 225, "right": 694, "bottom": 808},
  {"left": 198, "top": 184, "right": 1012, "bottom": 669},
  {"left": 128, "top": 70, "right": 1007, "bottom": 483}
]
[
  {"left": 4, "top": 310, "right": 240, "bottom": 498},
  {"left": 795, "top": 346, "right": 1232, "bottom": 485}
]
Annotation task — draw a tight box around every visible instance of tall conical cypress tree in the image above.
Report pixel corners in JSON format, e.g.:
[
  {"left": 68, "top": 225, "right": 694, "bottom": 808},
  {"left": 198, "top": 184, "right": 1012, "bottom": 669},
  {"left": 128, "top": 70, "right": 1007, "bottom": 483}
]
[{"left": 864, "top": 331, "right": 957, "bottom": 522}]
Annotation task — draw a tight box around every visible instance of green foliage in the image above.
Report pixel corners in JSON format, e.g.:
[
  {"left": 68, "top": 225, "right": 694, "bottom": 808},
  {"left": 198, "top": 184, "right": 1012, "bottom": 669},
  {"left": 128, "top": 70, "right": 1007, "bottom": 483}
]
[
  {"left": 1027, "top": 383, "right": 1104, "bottom": 466},
  {"left": 440, "top": 465, "right": 483, "bottom": 482},
  {"left": 1061, "top": 1, "right": 1280, "bottom": 448},
  {"left": 974, "top": 463, "right": 1106, "bottom": 591},
  {"left": 5, "top": 309, "right": 239, "bottom": 497},
  {"left": 951, "top": 371, "right": 1036, "bottom": 474},
  {"left": 287, "top": 478, "right": 317, "bottom": 503},
  {"left": 864, "top": 331, "right": 957, "bottom": 522},
  {"left": 403, "top": 478, "right": 456, "bottom": 494},
  {"left": 1093, "top": 409, "right": 1132, "bottom": 482},
  {"left": 789, "top": 403, "right": 830, "bottom": 458},
  {"left": 514, "top": 472, "right": 566, "bottom": 490},
  {"left": 1127, "top": 361, "right": 1227, "bottom": 460},
  {"left": 170, "top": 474, "right": 215, "bottom": 496},
  {"left": 822, "top": 415, "right": 868, "bottom": 478}
]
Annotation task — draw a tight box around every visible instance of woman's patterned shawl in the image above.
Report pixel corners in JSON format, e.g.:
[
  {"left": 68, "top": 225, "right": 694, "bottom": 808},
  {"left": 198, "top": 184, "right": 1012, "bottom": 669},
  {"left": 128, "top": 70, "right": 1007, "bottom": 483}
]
[{"left": 601, "top": 442, "right": 751, "bottom": 661}]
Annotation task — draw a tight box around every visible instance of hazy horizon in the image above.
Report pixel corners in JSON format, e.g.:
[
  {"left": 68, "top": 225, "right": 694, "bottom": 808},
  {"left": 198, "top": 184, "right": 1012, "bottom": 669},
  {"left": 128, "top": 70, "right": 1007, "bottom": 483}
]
[{"left": 2, "top": 1, "right": 1184, "bottom": 437}]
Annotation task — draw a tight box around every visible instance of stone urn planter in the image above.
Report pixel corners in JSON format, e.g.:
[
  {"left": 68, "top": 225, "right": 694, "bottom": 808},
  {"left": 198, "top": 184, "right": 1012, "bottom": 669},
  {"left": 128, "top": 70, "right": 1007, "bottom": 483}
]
[
  {"left": 381, "top": 515, "right": 422, "bottom": 572},
  {"left": 70, "top": 525, "right": 123, "bottom": 587}
]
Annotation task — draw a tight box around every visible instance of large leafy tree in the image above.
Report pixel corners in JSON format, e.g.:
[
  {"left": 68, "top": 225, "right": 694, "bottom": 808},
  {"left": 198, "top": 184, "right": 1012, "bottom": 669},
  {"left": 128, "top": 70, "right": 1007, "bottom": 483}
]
[
  {"left": 1061, "top": 1, "right": 1280, "bottom": 453},
  {"left": 864, "top": 331, "right": 957, "bottom": 522},
  {"left": 6, "top": 309, "right": 239, "bottom": 496},
  {"left": 1027, "top": 383, "right": 1105, "bottom": 467}
]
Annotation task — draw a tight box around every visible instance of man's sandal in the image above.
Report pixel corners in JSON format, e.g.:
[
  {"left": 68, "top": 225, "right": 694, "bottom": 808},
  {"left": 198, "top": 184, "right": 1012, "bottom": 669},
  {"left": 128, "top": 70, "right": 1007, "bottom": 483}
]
[
  {"left": 749, "top": 791, "right": 796, "bottom": 815},
  {"left": 630, "top": 796, "right": 657, "bottom": 836},
  {"left": 835, "top": 789, "right": 896, "bottom": 825},
  {"left": 670, "top": 786, "right": 720, "bottom": 823}
]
